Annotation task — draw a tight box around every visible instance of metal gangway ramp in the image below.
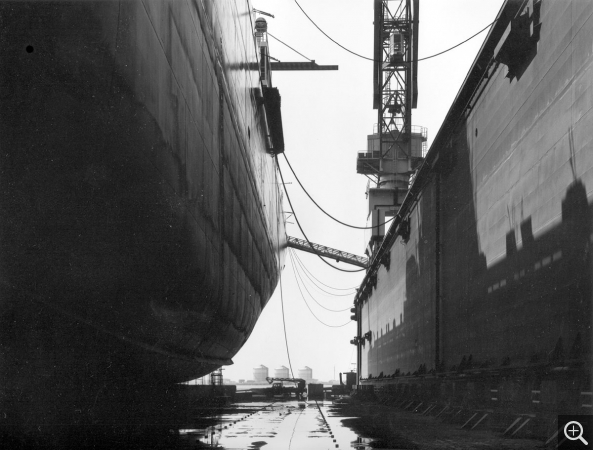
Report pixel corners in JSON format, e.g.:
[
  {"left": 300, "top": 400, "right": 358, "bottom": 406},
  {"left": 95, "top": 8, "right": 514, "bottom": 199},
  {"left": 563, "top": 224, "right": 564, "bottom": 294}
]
[{"left": 287, "top": 236, "right": 369, "bottom": 268}]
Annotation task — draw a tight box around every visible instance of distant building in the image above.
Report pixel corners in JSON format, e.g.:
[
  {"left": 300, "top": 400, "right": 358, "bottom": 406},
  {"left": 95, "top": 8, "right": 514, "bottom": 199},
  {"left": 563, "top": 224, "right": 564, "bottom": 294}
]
[
  {"left": 274, "top": 365, "right": 289, "bottom": 378},
  {"left": 253, "top": 365, "right": 268, "bottom": 382},
  {"left": 298, "top": 366, "right": 313, "bottom": 382}
]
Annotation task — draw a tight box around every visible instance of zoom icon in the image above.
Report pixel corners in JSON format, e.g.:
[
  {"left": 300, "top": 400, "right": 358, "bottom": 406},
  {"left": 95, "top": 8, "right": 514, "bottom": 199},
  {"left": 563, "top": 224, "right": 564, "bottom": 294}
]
[
  {"left": 565, "top": 421, "right": 588, "bottom": 446},
  {"left": 559, "top": 416, "right": 592, "bottom": 449}
]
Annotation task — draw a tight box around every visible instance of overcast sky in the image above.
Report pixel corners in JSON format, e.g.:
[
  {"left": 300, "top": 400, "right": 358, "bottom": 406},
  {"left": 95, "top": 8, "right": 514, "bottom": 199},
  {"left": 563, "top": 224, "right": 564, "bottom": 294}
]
[{"left": 219, "top": 0, "right": 505, "bottom": 383}]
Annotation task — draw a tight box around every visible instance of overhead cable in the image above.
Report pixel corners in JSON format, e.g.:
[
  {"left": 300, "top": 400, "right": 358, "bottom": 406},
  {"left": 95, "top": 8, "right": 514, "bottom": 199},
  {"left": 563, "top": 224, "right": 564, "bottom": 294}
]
[
  {"left": 276, "top": 158, "right": 366, "bottom": 273},
  {"left": 288, "top": 249, "right": 352, "bottom": 311},
  {"left": 288, "top": 250, "right": 353, "bottom": 328},
  {"left": 290, "top": 248, "right": 358, "bottom": 296},
  {"left": 283, "top": 153, "right": 394, "bottom": 230},
  {"left": 415, "top": 20, "right": 497, "bottom": 62},
  {"left": 294, "top": 0, "right": 497, "bottom": 63},
  {"left": 291, "top": 249, "right": 360, "bottom": 290}
]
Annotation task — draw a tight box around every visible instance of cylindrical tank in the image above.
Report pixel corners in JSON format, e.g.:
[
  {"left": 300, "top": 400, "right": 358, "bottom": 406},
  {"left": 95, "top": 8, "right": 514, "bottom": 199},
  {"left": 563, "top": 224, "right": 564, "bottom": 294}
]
[
  {"left": 297, "top": 366, "right": 313, "bottom": 382},
  {"left": 253, "top": 365, "right": 268, "bottom": 382},
  {"left": 274, "top": 365, "right": 289, "bottom": 378}
]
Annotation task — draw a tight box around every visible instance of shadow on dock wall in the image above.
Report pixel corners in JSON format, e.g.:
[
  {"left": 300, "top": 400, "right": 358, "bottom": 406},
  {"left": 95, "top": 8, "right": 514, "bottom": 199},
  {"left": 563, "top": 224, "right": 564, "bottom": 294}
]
[{"left": 362, "top": 115, "right": 591, "bottom": 416}]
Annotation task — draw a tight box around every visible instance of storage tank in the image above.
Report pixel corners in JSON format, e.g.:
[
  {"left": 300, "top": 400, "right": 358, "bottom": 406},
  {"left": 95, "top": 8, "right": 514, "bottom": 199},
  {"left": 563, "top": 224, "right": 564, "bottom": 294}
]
[
  {"left": 297, "top": 366, "right": 313, "bottom": 382},
  {"left": 274, "top": 365, "right": 289, "bottom": 378},
  {"left": 253, "top": 365, "right": 268, "bottom": 382}
]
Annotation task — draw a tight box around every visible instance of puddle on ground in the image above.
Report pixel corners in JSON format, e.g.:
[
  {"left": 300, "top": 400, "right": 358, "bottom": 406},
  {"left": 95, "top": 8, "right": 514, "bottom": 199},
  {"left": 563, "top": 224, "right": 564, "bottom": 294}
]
[{"left": 177, "top": 399, "right": 376, "bottom": 450}]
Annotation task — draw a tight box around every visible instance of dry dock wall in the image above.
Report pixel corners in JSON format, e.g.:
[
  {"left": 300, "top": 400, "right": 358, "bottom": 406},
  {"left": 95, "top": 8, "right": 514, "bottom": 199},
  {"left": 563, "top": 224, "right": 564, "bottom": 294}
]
[
  {"left": 360, "top": 182, "right": 437, "bottom": 379},
  {"left": 357, "top": 0, "right": 592, "bottom": 418}
]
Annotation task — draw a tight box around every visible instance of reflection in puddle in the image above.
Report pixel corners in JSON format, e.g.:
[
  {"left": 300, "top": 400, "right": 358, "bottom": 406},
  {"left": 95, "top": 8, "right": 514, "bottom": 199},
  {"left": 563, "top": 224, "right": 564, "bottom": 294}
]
[
  {"left": 178, "top": 400, "right": 367, "bottom": 449},
  {"left": 351, "top": 436, "right": 376, "bottom": 450}
]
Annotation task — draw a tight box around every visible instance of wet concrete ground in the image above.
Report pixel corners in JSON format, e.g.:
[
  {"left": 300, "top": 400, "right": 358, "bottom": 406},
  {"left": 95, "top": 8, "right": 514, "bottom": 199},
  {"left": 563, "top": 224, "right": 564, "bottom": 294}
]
[
  {"left": 177, "top": 399, "right": 546, "bottom": 449},
  {"left": 333, "top": 402, "right": 545, "bottom": 450},
  {"left": 180, "top": 400, "right": 360, "bottom": 449},
  {"left": 2, "top": 396, "right": 549, "bottom": 448}
]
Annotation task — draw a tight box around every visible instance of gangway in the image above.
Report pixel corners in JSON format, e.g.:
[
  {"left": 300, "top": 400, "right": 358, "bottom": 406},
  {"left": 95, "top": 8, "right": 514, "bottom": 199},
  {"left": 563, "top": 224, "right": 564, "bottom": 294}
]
[{"left": 287, "top": 236, "right": 369, "bottom": 268}]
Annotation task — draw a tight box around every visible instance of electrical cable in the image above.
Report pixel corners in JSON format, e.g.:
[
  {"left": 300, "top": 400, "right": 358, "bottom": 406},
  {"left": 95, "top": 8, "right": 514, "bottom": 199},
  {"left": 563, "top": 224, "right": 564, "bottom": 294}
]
[
  {"left": 288, "top": 249, "right": 352, "bottom": 311},
  {"left": 276, "top": 158, "right": 366, "bottom": 273},
  {"left": 290, "top": 250, "right": 353, "bottom": 310},
  {"left": 291, "top": 248, "right": 360, "bottom": 291},
  {"left": 290, "top": 250, "right": 357, "bottom": 297},
  {"left": 278, "top": 221, "right": 294, "bottom": 378},
  {"left": 415, "top": 20, "right": 497, "bottom": 62},
  {"left": 288, "top": 249, "right": 353, "bottom": 328},
  {"left": 290, "top": 248, "right": 358, "bottom": 296},
  {"left": 268, "top": 32, "right": 312, "bottom": 62},
  {"left": 283, "top": 153, "right": 394, "bottom": 230},
  {"left": 294, "top": 0, "right": 497, "bottom": 63},
  {"left": 293, "top": 0, "right": 373, "bottom": 61}
]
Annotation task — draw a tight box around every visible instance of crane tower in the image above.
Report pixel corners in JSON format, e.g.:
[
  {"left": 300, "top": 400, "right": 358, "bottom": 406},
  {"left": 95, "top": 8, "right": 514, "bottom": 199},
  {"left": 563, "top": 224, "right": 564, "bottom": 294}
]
[{"left": 357, "top": 0, "right": 426, "bottom": 255}]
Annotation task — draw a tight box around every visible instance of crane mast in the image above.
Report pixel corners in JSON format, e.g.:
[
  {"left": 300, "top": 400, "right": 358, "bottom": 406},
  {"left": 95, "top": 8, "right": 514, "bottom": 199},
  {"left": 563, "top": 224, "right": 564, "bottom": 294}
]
[{"left": 357, "top": 0, "right": 425, "bottom": 256}]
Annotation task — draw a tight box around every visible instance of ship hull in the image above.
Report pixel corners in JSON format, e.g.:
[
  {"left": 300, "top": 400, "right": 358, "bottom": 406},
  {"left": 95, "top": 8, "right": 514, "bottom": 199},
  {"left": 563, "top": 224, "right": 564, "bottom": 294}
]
[
  {"left": 356, "top": 0, "right": 592, "bottom": 429},
  {"left": 0, "top": 0, "right": 285, "bottom": 442}
]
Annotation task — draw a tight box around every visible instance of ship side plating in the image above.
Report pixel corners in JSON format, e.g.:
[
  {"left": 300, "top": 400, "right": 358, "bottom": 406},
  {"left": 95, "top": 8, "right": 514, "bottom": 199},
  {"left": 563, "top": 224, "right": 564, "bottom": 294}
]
[
  {"left": 354, "top": 0, "right": 592, "bottom": 427},
  {"left": 0, "top": 0, "right": 285, "bottom": 442}
]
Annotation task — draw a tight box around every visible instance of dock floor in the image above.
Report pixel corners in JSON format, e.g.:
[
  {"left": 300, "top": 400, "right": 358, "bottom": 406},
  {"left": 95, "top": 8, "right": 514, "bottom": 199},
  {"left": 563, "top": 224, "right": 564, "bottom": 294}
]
[
  {"left": 178, "top": 399, "right": 545, "bottom": 449},
  {"left": 182, "top": 400, "right": 353, "bottom": 449}
]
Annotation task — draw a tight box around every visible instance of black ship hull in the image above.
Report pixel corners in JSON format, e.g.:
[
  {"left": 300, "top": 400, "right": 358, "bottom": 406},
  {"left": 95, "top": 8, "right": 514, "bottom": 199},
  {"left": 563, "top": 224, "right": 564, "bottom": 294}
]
[{"left": 0, "top": 0, "right": 286, "bottom": 443}]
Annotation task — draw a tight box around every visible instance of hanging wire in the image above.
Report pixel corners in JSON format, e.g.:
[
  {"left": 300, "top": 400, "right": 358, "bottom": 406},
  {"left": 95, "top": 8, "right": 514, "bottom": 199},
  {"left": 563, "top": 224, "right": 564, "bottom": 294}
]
[
  {"left": 283, "top": 154, "right": 394, "bottom": 229},
  {"left": 277, "top": 222, "right": 294, "bottom": 378},
  {"left": 293, "top": 0, "right": 375, "bottom": 61},
  {"left": 288, "top": 249, "right": 353, "bottom": 328},
  {"left": 288, "top": 249, "right": 352, "bottom": 311},
  {"left": 291, "top": 248, "right": 360, "bottom": 290},
  {"left": 293, "top": 0, "right": 497, "bottom": 63},
  {"left": 268, "top": 32, "right": 313, "bottom": 62},
  {"left": 416, "top": 20, "right": 498, "bottom": 62},
  {"left": 290, "top": 248, "right": 358, "bottom": 296},
  {"left": 276, "top": 158, "right": 366, "bottom": 273}
]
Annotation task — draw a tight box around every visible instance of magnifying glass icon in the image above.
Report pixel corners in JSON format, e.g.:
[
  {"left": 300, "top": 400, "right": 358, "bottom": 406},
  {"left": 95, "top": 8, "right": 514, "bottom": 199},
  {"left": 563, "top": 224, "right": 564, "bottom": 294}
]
[{"left": 564, "top": 421, "right": 588, "bottom": 446}]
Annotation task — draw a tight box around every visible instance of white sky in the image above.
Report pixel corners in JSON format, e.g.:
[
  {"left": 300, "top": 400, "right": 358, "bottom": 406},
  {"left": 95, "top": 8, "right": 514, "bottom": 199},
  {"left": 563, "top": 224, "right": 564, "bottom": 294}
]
[{"left": 221, "top": 0, "right": 505, "bottom": 383}]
